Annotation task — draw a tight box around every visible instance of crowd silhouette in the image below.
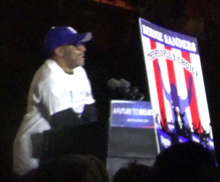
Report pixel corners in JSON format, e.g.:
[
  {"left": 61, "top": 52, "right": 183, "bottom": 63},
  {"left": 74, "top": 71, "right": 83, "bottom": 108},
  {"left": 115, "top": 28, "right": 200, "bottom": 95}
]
[{"left": 10, "top": 141, "right": 218, "bottom": 182}]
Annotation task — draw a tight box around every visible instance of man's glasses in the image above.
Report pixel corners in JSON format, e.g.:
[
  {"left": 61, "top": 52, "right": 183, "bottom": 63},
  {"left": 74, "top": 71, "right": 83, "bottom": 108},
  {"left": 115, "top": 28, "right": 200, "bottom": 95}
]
[
  {"left": 74, "top": 43, "right": 85, "bottom": 49},
  {"left": 63, "top": 43, "right": 85, "bottom": 50}
]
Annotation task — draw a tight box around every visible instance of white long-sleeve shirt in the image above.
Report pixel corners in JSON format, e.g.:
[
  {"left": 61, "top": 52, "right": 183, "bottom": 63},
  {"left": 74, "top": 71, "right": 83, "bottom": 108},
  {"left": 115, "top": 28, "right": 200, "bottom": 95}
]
[{"left": 13, "top": 59, "right": 95, "bottom": 175}]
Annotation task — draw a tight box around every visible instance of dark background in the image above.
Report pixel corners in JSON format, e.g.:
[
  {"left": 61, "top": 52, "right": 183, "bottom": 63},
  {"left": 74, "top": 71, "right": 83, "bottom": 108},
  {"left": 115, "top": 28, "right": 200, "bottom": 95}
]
[{"left": 1, "top": 0, "right": 220, "bottom": 180}]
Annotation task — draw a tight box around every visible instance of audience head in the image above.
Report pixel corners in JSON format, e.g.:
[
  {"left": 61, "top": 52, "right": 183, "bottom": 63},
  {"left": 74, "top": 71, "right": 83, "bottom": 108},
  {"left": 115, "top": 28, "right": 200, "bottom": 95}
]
[
  {"left": 113, "top": 161, "right": 151, "bottom": 182},
  {"left": 22, "top": 154, "right": 110, "bottom": 182},
  {"left": 149, "top": 141, "right": 217, "bottom": 182}
]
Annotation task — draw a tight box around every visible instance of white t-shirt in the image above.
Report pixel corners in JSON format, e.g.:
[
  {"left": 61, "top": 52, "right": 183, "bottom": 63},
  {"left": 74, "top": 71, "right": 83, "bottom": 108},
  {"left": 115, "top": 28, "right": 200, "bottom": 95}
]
[{"left": 13, "top": 59, "right": 95, "bottom": 175}]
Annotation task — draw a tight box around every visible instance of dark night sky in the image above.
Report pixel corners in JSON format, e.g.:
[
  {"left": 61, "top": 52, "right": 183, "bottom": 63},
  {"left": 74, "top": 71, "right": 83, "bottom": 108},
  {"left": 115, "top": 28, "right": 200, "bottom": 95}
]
[{"left": 1, "top": 0, "right": 220, "bottom": 180}]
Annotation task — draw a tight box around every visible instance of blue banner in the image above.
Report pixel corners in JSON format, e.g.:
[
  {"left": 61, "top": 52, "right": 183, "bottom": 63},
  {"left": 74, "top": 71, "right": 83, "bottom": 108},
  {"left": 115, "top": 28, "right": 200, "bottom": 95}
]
[{"left": 110, "top": 100, "right": 154, "bottom": 128}]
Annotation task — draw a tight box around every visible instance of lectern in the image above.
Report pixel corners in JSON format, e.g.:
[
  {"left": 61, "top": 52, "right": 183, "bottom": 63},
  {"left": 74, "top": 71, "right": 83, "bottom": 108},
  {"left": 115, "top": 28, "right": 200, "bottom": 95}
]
[{"left": 106, "top": 100, "right": 160, "bottom": 178}]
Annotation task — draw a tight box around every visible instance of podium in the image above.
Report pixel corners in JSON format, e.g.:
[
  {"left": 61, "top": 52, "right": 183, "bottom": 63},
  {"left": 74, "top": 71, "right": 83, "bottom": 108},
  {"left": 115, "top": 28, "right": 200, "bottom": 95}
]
[
  {"left": 106, "top": 100, "right": 160, "bottom": 178},
  {"left": 40, "top": 100, "right": 160, "bottom": 179}
]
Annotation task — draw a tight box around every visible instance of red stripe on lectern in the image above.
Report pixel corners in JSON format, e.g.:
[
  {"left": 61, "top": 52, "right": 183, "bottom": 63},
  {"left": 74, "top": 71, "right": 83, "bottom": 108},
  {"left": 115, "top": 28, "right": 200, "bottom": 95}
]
[
  {"left": 150, "top": 40, "right": 167, "bottom": 131},
  {"left": 181, "top": 52, "right": 203, "bottom": 135}
]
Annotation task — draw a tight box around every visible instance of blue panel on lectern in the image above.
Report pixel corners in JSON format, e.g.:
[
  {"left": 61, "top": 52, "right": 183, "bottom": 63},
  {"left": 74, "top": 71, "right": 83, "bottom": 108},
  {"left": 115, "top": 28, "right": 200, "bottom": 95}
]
[{"left": 110, "top": 100, "right": 154, "bottom": 128}]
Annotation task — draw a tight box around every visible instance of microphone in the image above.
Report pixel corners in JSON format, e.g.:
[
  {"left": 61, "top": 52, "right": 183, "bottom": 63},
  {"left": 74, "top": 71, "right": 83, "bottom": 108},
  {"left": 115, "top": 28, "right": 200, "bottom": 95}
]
[
  {"left": 118, "top": 79, "right": 145, "bottom": 100},
  {"left": 119, "top": 79, "right": 130, "bottom": 88},
  {"left": 129, "top": 87, "right": 145, "bottom": 101},
  {"left": 107, "top": 78, "right": 145, "bottom": 101},
  {"left": 107, "top": 78, "right": 133, "bottom": 100},
  {"left": 107, "top": 78, "right": 120, "bottom": 90}
]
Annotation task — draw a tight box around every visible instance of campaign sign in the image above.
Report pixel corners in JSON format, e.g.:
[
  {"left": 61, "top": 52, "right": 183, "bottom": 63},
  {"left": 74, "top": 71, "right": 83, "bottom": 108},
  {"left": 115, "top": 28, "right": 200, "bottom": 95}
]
[
  {"left": 110, "top": 100, "right": 154, "bottom": 128},
  {"left": 207, "top": 138, "right": 215, "bottom": 151},
  {"left": 167, "top": 122, "right": 176, "bottom": 134},
  {"left": 139, "top": 18, "right": 215, "bottom": 151},
  {"left": 178, "top": 136, "right": 188, "bottom": 143},
  {"left": 157, "top": 129, "right": 172, "bottom": 151},
  {"left": 191, "top": 133, "right": 201, "bottom": 143}
]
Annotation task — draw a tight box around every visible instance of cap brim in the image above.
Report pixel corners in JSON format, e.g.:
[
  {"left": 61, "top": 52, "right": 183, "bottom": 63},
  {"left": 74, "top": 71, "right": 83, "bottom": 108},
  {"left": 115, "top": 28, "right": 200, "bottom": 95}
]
[
  {"left": 79, "top": 32, "right": 93, "bottom": 42},
  {"left": 71, "top": 32, "right": 93, "bottom": 44}
]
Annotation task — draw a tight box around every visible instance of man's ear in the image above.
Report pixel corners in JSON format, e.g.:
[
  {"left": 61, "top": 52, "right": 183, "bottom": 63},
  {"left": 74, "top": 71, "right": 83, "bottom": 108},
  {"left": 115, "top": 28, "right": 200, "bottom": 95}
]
[{"left": 54, "top": 46, "right": 64, "bottom": 56}]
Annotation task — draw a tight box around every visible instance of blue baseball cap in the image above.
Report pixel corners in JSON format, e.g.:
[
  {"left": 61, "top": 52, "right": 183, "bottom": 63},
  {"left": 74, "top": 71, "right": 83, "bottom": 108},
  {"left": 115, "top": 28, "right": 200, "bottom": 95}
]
[{"left": 44, "top": 26, "right": 93, "bottom": 54}]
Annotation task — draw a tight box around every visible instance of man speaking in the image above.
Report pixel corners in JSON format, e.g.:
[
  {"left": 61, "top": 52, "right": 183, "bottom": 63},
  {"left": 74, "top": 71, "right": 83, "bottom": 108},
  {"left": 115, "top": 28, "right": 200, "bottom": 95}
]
[{"left": 13, "top": 26, "right": 97, "bottom": 175}]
